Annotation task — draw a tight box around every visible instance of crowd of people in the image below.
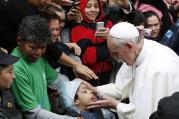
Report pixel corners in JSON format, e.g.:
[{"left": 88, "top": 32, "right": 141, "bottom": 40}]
[{"left": 0, "top": 0, "right": 179, "bottom": 119}]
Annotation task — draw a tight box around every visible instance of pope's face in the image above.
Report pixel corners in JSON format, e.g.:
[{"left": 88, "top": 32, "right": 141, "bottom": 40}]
[
  {"left": 107, "top": 36, "right": 136, "bottom": 66},
  {"left": 107, "top": 36, "right": 126, "bottom": 63}
]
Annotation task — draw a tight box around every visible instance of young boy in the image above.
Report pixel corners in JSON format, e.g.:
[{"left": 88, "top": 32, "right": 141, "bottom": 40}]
[{"left": 59, "top": 78, "right": 116, "bottom": 119}]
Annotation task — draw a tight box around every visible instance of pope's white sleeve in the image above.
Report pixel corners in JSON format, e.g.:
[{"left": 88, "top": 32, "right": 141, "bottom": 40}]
[
  {"left": 97, "top": 82, "right": 131, "bottom": 100},
  {"left": 116, "top": 103, "right": 135, "bottom": 119}
]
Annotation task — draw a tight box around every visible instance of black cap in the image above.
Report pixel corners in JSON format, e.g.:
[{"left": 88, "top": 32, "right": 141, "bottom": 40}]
[{"left": 0, "top": 50, "right": 19, "bottom": 65}]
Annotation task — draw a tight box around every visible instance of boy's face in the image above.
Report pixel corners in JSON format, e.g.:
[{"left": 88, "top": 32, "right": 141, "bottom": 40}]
[
  {"left": 75, "top": 83, "right": 97, "bottom": 109},
  {"left": 19, "top": 42, "right": 47, "bottom": 63},
  {"left": 0, "top": 65, "right": 14, "bottom": 89}
]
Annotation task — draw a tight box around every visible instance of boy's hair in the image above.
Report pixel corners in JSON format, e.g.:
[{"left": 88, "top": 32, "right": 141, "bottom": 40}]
[
  {"left": 17, "top": 15, "right": 51, "bottom": 44},
  {"left": 58, "top": 78, "right": 82, "bottom": 116}
]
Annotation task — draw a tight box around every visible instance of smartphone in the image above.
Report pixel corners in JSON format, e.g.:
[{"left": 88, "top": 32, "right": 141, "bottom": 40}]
[
  {"left": 96, "top": 22, "right": 104, "bottom": 30},
  {"left": 143, "top": 28, "right": 152, "bottom": 37},
  {"left": 70, "top": 0, "right": 80, "bottom": 10}
]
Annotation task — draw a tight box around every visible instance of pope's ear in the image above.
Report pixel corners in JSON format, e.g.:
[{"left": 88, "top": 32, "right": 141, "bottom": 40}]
[{"left": 124, "top": 42, "right": 134, "bottom": 50}]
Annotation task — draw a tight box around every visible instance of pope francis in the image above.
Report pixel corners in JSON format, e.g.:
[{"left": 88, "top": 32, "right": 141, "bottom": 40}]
[{"left": 87, "top": 22, "right": 179, "bottom": 119}]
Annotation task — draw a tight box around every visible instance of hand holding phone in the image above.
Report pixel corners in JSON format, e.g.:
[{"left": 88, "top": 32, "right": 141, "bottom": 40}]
[
  {"left": 95, "top": 22, "right": 109, "bottom": 40},
  {"left": 68, "top": 0, "right": 82, "bottom": 22},
  {"left": 96, "top": 22, "right": 104, "bottom": 30}
]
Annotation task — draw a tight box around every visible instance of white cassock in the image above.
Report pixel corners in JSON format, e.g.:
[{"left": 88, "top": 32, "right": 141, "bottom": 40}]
[{"left": 98, "top": 39, "right": 179, "bottom": 119}]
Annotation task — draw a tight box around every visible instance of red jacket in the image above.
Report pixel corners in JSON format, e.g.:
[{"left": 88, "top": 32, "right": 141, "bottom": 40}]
[{"left": 70, "top": 0, "right": 112, "bottom": 74}]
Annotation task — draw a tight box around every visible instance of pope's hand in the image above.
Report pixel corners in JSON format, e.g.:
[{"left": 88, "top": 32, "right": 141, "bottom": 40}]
[{"left": 87, "top": 94, "right": 119, "bottom": 109}]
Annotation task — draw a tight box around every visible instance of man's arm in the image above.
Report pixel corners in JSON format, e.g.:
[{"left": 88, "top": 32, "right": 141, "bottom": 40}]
[
  {"left": 113, "top": 0, "right": 134, "bottom": 14},
  {"left": 24, "top": 106, "right": 82, "bottom": 119},
  {"left": 58, "top": 53, "right": 98, "bottom": 80},
  {"left": 46, "top": 43, "right": 98, "bottom": 80}
]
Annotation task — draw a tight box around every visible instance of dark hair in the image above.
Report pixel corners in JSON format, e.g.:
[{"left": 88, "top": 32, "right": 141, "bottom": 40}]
[
  {"left": 143, "top": 11, "right": 161, "bottom": 24},
  {"left": 42, "top": 10, "right": 59, "bottom": 23},
  {"left": 126, "top": 10, "right": 145, "bottom": 26},
  {"left": 17, "top": 15, "right": 51, "bottom": 44}
]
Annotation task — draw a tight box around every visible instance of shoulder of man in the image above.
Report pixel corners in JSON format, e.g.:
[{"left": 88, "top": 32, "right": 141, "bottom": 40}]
[{"left": 150, "top": 92, "right": 179, "bottom": 119}]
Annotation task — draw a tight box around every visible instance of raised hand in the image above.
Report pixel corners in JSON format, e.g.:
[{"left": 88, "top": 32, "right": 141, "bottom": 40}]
[
  {"left": 111, "top": 0, "right": 130, "bottom": 9},
  {"left": 67, "top": 6, "right": 83, "bottom": 22},
  {"left": 73, "top": 63, "right": 98, "bottom": 80}
]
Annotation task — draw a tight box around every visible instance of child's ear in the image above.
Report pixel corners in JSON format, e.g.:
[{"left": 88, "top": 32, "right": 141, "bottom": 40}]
[
  {"left": 16, "top": 37, "right": 21, "bottom": 45},
  {"left": 74, "top": 99, "right": 80, "bottom": 106}
]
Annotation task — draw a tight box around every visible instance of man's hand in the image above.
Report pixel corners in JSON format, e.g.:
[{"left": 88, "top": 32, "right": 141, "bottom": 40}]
[
  {"left": 87, "top": 94, "right": 119, "bottom": 109},
  {"left": 66, "top": 43, "right": 81, "bottom": 56},
  {"left": 52, "top": 0, "right": 73, "bottom": 6},
  {"left": 67, "top": 6, "right": 83, "bottom": 22},
  {"left": 48, "top": 2, "right": 66, "bottom": 20},
  {"left": 59, "top": 53, "right": 98, "bottom": 80},
  {"left": 112, "top": 0, "right": 130, "bottom": 10},
  {"left": 73, "top": 63, "right": 98, "bottom": 80}
]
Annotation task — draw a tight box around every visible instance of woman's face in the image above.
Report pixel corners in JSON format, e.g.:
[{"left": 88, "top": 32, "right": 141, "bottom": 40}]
[
  {"left": 145, "top": 15, "right": 161, "bottom": 39},
  {"left": 84, "top": 0, "right": 100, "bottom": 22}
]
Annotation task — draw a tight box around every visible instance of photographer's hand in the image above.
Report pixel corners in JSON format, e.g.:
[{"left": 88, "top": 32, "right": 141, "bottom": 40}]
[{"left": 95, "top": 27, "right": 109, "bottom": 40}]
